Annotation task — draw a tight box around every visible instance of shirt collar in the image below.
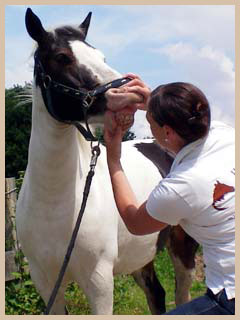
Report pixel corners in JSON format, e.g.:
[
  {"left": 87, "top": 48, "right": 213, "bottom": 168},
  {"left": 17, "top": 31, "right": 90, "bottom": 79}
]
[{"left": 170, "top": 137, "right": 206, "bottom": 172}]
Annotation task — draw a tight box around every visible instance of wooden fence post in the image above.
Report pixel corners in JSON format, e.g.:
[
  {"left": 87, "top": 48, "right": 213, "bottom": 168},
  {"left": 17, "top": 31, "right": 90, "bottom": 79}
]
[{"left": 5, "top": 178, "right": 18, "bottom": 281}]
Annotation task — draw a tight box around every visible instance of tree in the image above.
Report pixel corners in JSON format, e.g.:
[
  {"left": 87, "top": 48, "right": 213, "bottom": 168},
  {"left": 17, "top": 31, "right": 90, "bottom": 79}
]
[
  {"left": 5, "top": 85, "right": 32, "bottom": 178},
  {"left": 95, "top": 127, "right": 136, "bottom": 144}
]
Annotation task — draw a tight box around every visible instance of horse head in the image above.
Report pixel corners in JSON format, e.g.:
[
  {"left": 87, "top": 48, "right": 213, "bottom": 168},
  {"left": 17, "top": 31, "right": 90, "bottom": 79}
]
[{"left": 25, "top": 8, "right": 121, "bottom": 124}]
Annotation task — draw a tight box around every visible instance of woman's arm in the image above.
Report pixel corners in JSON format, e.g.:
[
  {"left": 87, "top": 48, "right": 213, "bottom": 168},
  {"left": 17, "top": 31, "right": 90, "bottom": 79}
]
[{"left": 105, "top": 126, "right": 168, "bottom": 236}]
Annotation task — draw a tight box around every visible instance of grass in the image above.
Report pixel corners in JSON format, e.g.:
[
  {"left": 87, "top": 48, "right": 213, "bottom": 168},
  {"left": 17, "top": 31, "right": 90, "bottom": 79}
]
[
  {"left": 65, "top": 248, "right": 206, "bottom": 315},
  {"left": 5, "top": 248, "right": 206, "bottom": 315}
]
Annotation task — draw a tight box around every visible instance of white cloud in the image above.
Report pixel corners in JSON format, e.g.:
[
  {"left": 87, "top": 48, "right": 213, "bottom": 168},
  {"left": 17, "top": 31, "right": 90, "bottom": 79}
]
[
  {"left": 95, "top": 5, "right": 234, "bottom": 59},
  {"left": 150, "top": 42, "right": 235, "bottom": 129},
  {"left": 5, "top": 62, "right": 33, "bottom": 88},
  {"left": 5, "top": 36, "right": 34, "bottom": 88}
]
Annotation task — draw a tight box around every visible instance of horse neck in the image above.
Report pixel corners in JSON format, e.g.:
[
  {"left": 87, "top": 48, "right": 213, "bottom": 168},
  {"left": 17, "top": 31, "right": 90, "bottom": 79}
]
[{"left": 27, "top": 87, "right": 91, "bottom": 196}]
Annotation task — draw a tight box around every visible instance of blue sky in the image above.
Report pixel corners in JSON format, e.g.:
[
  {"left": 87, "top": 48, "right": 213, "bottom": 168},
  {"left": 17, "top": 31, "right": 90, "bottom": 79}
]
[{"left": 5, "top": 5, "right": 235, "bottom": 138}]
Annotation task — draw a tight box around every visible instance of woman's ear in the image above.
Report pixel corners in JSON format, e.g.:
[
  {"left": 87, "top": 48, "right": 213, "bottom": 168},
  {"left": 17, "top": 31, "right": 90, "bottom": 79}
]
[
  {"left": 163, "top": 125, "right": 171, "bottom": 140},
  {"left": 163, "top": 125, "right": 186, "bottom": 154}
]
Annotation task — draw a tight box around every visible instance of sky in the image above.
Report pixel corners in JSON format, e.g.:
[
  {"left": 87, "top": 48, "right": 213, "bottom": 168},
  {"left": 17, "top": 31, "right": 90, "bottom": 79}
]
[{"left": 5, "top": 5, "right": 235, "bottom": 138}]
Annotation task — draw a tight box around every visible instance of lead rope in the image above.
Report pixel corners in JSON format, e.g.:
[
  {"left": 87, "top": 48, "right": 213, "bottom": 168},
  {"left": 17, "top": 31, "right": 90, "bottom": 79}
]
[{"left": 44, "top": 141, "right": 101, "bottom": 315}]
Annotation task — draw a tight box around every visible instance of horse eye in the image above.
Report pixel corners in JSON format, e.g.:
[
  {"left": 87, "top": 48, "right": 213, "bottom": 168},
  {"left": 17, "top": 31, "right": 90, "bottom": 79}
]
[{"left": 55, "top": 53, "right": 72, "bottom": 65}]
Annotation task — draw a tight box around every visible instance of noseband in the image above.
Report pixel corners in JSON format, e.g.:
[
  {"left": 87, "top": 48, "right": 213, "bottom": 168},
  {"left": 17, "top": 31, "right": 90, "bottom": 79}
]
[{"left": 34, "top": 52, "right": 131, "bottom": 141}]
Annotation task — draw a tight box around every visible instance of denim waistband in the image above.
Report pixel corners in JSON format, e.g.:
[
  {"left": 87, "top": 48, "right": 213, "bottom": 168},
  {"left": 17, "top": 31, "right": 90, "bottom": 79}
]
[{"left": 206, "top": 288, "right": 235, "bottom": 301}]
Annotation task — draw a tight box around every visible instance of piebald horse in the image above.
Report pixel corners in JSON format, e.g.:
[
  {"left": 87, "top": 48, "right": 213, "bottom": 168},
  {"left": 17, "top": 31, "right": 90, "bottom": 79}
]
[{"left": 16, "top": 8, "right": 198, "bottom": 315}]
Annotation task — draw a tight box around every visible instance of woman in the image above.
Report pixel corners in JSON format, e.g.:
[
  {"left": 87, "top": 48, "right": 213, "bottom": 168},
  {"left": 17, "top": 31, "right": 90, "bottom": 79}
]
[{"left": 104, "top": 75, "right": 235, "bottom": 315}]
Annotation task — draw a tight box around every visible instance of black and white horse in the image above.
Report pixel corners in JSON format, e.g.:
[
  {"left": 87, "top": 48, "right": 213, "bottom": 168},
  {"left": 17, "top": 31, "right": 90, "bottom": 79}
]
[{"left": 16, "top": 8, "right": 198, "bottom": 315}]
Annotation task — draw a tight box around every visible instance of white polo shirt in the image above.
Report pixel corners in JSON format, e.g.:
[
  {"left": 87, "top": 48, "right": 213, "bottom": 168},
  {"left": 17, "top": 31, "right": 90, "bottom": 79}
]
[{"left": 146, "top": 121, "right": 235, "bottom": 299}]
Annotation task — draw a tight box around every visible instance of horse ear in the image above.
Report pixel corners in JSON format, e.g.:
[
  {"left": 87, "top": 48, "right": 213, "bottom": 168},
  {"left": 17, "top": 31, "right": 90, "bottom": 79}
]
[
  {"left": 79, "top": 12, "right": 92, "bottom": 38},
  {"left": 25, "top": 8, "right": 48, "bottom": 45}
]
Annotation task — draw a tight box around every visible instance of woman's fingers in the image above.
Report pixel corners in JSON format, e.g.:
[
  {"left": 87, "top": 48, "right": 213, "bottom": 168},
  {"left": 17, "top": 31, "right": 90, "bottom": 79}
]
[
  {"left": 123, "top": 74, "right": 148, "bottom": 89},
  {"left": 105, "top": 88, "right": 143, "bottom": 111},
  {"left": 126, "top": 85, "right": 150, "bottom": 100},
  {"left": 125, "top": 86, "right": 150, "bottom": 111},
  {"left": 122, "top": 75, "right": 151, "bottom": 110},
  {"left": 105, "top": 73, "right": 150, "bottom": 112},
  {"left": 115, "top": 110, "right": 135, "bottom": 130},
  {"left": 104, "top": 108, "right": 135, "bottom": 145},
  {"left": 124, "top": 73, "right": 141, "bottom": 82}
]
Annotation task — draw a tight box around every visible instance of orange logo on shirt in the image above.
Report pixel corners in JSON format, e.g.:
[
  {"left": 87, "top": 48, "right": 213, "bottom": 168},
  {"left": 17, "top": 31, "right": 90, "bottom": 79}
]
[{"left": 212, "top": 180, "right": 235, "bottom": 211}]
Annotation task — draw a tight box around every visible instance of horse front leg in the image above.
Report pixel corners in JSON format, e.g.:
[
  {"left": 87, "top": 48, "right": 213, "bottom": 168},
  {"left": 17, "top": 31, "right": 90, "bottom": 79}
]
[
  {"left": 28, "top": 260, "right": 68, "bottom": 315},
  {"left": 75, "top": 259, "right": 114, "bottom": 315},
  {"left": 166, "top": 225, "right": 199, "bottom": 306}
]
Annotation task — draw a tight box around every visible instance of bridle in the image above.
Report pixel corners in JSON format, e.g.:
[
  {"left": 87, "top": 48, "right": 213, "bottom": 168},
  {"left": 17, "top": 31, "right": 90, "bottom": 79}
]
[{"left": 34, "top": 52, "right": 131, "bottom": 141}]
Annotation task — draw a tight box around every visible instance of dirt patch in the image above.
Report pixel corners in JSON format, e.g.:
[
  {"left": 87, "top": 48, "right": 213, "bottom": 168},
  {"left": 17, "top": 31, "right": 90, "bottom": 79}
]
[{"left": 194, "top": 253, "right": 205, "bottom": 282}]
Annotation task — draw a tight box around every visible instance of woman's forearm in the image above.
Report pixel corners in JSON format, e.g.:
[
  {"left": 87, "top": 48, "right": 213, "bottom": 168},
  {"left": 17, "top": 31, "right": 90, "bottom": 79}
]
[
  {"left": 107, "top": 158, "right": 167, "bottom": 235},
  {"left": 107, "top": 159, "right": 139, "bottom": 233}
]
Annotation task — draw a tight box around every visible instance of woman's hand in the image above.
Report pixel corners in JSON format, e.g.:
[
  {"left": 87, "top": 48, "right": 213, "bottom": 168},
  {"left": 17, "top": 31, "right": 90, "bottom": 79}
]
[
  {"left": 104, "top": 109, "right": 135, "bottom": 164},
  {"left": 105, "top": 73, "right": 151, "bottom": 112},
  {"left": 104, "top": 73, "right": 149, "bottom": 164},
  {"left": 122, "top": 73, "right": 151, "bottom": 111},
  {"left": 105, "top": 87, "right": 141, "bottom": 112}
]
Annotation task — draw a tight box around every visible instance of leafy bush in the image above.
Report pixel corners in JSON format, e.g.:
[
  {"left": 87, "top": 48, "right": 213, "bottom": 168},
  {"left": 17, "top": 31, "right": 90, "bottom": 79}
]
[
  {"left": 5, "top": 85, "right": 32, "bottom": 178},
  {"left": 5, "top": 250, "right": 45, "bottom": 315},
  {"left": 5, "top": 171, "right": 46, "bottom": 315}
]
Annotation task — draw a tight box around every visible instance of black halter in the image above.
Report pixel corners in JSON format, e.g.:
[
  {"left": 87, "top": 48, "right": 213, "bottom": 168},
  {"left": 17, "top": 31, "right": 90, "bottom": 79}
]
[{"left": 34, "top": 52, "right": 131, "bottom": 141}]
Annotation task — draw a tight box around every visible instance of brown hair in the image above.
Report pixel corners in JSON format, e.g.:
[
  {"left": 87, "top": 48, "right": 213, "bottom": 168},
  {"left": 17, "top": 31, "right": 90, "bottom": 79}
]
[{"left": 148, "top": 82, "right": 211, "bottom": 143}]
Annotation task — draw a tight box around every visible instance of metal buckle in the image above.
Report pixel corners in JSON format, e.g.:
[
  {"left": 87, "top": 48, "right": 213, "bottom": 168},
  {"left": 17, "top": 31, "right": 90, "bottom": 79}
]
[
  {"left": 83, "top": 93, "right": 95, "bottom": 109},
  {"left": 43, "top": 75, "right": 52, "bottom": 89},
  {"left": 90, "top": 141, "right": 101, "bottom": 169}
]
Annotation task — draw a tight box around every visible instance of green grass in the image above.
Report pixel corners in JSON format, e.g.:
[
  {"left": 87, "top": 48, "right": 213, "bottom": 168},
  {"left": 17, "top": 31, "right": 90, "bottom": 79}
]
[
  {"left": 5, "top": 272, "right": 45, "bottom": 315},
  {"left": 5, "top": 248, "right": 206, "bottom": 315}
]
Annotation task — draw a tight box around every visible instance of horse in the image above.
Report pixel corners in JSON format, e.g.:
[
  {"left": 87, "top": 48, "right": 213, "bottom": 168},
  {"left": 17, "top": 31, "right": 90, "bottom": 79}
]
[{"left": 15, "top": 8, "right": 199, "bottom": 315}]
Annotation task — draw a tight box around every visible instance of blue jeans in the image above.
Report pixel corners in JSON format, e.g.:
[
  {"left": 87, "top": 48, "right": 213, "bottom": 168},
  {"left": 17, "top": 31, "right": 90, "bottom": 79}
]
[{"left": 165, "top": 288, "right": 235, "bottom": 315}]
